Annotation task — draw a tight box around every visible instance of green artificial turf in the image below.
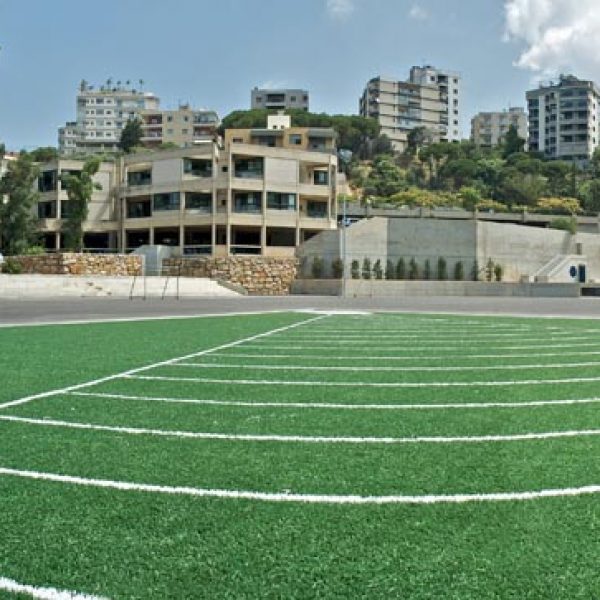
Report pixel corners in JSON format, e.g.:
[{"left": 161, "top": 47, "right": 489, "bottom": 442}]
[{"left": 1, "top": 311, "right": 600, "bottom": 598}]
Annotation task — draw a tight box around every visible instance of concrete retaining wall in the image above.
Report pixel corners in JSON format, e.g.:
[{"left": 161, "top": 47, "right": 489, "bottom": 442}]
[
  {"left": 291, "top": 279, "right": 582, "bottom": 298},
  {"left": 8, "top": 253, "right": 142, "bottom": 276},
  {"left": 163, "top": 257, "right": 298, "bottom": 295}
]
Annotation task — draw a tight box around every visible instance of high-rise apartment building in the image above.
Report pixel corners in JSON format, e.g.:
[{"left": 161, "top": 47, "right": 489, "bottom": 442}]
[
  {"left": 359, "top": 65, "right": 461, "bottom": 152},
  {"left": 471, "top": 107, "right": 527, "bottom": 148},
  {"left": 251, "top": 88, "right": 309, "bottom": 111},
  {"left": 527, "top": 75, "right": 600, "bottom": 162},
  {"left": 58, "top": 80, "right": 160, "bottom": 155}
]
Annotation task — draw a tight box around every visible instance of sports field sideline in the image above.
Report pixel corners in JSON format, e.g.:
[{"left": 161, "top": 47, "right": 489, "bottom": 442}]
[{"left": 1, "top": 310, "right": 600, "bottom": 598}]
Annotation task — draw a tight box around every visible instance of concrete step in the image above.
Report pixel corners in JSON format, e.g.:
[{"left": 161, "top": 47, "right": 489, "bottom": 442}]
[{"left": 0, "top": 275, "right": 241, "bottom": 299}]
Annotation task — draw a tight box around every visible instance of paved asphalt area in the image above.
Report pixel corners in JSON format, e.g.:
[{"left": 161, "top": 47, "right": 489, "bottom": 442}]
[{"left": 1, "top": 295, "right": 600, "bottom": 325}]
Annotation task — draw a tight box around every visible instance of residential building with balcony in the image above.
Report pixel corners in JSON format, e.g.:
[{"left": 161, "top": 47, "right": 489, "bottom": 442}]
[
  {"left": 526, "top": 75, "right": 600, "bottom": 162},
  {"left": 58, "top": 80, "right": 160, "bottom": 156},
  {"left": 359, "top": 65, "right": 462, "bottom": 152},
  {"left": 251, "top": 88, "right": 309, "bottom": 111},
  {"left": 38, "top": 115, "right": 337, "bottom": 258},
  {"left": 471, "top": 107, "right": 528, "bottom": 148},
  {"left": 139, "top": 105, "right": 220, "bottom": 148}
]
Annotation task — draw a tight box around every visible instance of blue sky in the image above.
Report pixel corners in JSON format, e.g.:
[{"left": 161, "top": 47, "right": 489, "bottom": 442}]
[{"left": 0, "top": 0, "right": 594, "bottom": 150}]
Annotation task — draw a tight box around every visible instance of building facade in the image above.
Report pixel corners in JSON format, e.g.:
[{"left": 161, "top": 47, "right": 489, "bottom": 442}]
[
  {"left": 471, "top": 107, "right": 527, "bottom": 148},
  {"left": 251, "top": 88, "right": 309, "bottom": 111},
  {"left": 38, "top": 116, "right": 337, "bottom": 257},
  {"left": 359, "top": 65, "right": 461, "bottom": 152},
  {"left": 527, "top": 75, "right": 600, "bottom": 162}
]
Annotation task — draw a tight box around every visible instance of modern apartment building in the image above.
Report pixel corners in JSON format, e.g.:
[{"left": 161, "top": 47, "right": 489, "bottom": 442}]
[
  {"left": 139, "top": 104, "right": 220, "bottom": 149},
  {"left": 58, "top": 81, "right": 160, "bottom": 155},
  {"left": 37, "top": 115, "right": 337, "bottom": 257},
  {"left": 471, "top": 107, "right": 527, "bottom": 148},
  {"left": 251, "top": 88, "right": 309, "bottom": 111},
  {"left": 359, "top": 65, "right": 461, "bottom": 152},
  {"left": 527, "top": 75, "right": 600, "bottom": 162}
]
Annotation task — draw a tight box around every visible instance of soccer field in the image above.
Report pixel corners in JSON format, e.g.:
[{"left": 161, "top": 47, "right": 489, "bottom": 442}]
[{"left": 1, "top": 310, "right": 600, "bottom": 599}]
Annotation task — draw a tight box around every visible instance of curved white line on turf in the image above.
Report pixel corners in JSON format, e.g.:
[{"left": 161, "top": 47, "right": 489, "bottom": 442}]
[
  {"left": 0, "top": 576, "right": 107, "bottom": 600},
  {"left": 0, "top": 467, "right": 598, "bottom": 505},
  {"left": 0, "top": 315, "right": 327, "bottom": 411},
  {"left": 68, "top": 390, "right": 600, "bottom": 410},
  {"left": 174, "top": 361, "right": 600, "bottom": 372},
  {"left": 125, "top": 374, "right": 600, "bottom": 388},
  {"left": 3, "top": 414, "right": 600, "bottom": 444}
]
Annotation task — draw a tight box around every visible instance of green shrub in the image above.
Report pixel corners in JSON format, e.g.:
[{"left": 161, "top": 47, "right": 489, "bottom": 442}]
[
  {"left": 549, "top": 217, "right": 577, "bottom": 235},
  {"left": 351, "top": 260, "right": 360, "bottom": 280},
  {"left": 362, "top": 258, "right": 372, "bottom": 280},
  {"left": 331, "top": 258, "right": 344, "bottom": 279},
  {"left": 373, "top": 259, "right": 383, "bottom": 280},
  {"left": 437, "top": 257, "right": 447, "bottom": 280},
  {"left": 408, "top": 258, "right": 419, "bottom": 280},
  {"left": 23, "top": 246, "right": 46, "bottom": 256},
  {"left": 485, "top": 258, "right": 495, "bottom": 282},
  {"left": 1, "top": 258, "right": 23, "bottom": 274},
  {"left": 385, "top": 260, "right": 395, "bottom": 280},
  {"left": 396, "top": 258, "right": 406, "bottom": 280},
  {"left": 471, "top": 261, "right": 479, "bottom": 282},
  {"left": 454, "top": 261, "right": 464, "bottom": 281},
  {"left": 311, "top": 257, "right": 324, "bottom": 279},
  {"left": 494, "top": 263, "right": 503, "bottom": 282},
  {"left": 423, "top": 259, "right": 431, "bottom": 280}
]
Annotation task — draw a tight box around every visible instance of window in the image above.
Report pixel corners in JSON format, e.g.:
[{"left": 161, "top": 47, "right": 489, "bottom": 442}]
[
  {"left": 234, "top": 192, "right": 262, "bottom": 213},
  {"left": 307, "top": 201, "right": 327, "bottom": 218},
  {"left": 186, "top": 192, "right": 212, "bottom": 212},
  {"left": 183, "top": 116, "right": 189, "bottom": 122},
  {"left": 38, "top": 170, "right": 58, "bottom": 192},
  {"left": 167, "top": 115, "right": 173, "bottom": 122},
  {"left": 153, "top": 192, "right": 180, "bottom": 211},
  {"left": 182, "top": 129, "right": 188, "bottom": 134},
  {"left": 267, "top": 192, "right": 296, "bottom": 210},
  {"left": 183, "top": 158, "right": 212, "bottom": 177},
  {"left": 313, "top": 170, "right": 329, "bottom": 185},
  {"left": 127, "top": 169, "right": 152, "bottom": 186},
  {"left": 234, "top": 157, "right": 263, "bottom": 178},
  {"left": 232, "top": 137, "right": 244, "bottom": 143},
  {"left": 127, "top": 198, "right": 151, "bottom": 218},
  {"left": 289, "top": 134, "right": 302, "bottom": 145},
  {"left": 37, "top": 201, "right": 56, "bottom": 219},
  {"left": 291, "top": 96, "right": 297, "bottom": 102},
  {"left": 61, "top": 200, "right": 75, "bottom": 218}
]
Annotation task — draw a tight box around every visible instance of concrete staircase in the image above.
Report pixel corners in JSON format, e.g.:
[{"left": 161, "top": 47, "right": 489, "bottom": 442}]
[
  {"left": 533, "top": 254, "right": 584, "bottom": 283},
  {"left": 0, "top": 275, "right": 241, "bottom": 299}
]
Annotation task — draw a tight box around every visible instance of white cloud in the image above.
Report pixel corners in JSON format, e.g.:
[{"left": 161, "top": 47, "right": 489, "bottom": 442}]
[
  {"left": 409, "top": 4, "right": 428, "bottom": 21},
  {"left": 504, "top": 0, "right": 600, "bottom": 77},
  {"left": 326, "top": 0, "right": 355, "bottom": 20}
]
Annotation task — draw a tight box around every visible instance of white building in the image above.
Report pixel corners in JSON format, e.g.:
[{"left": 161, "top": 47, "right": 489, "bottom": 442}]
[{"left": 527, "top": 74, "right": 600, "bottom": 163}]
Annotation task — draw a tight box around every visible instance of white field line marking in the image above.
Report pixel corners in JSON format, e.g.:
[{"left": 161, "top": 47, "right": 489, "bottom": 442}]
[
  {"left": 209, "top": 350, "right": 600, "bottom": 361},
  {"left": 68, "top": 391, "right": 600, "bottom": 411},
  {"left": 0, "top": 576, "right": 107, "bottom": 600},
  {"left": 279, "top": 332, "right": 551, "bottom": 339},
  {"left": 126, "top": 374, "right": 600, "bottom": 388},
  {"left": 252, "top": 335, "right": 598, "bottom": 345},
  {"left": 5, "top": 412, "right": 600, "bottom": 444},
  {"left": 174, "top": 361, "right": 600, "bottom": 372},
  {"left": 236, "top": 341, "right": 600, "bottom": 352},
  {"left": 1, "top": 467, "right": 599, "bottom": 505},
  {"left": 0, "top": 315, "right": 327, "bottom": 411}
]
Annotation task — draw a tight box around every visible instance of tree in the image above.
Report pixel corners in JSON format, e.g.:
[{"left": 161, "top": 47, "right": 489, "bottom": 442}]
[
  {"left": 501, "top": 124, "right": 525, "bottom": 158},
  {"left": 29, "top": 147, "right": 59, "bottom": 163},
  {"left": 362, "top": 155, "right": 406, "bottom": 197},
  {"left": 581, "top": 179, "right": 600, "bottom": 214},
  {"left": 61, "top": 157, "right": 102, "bottom": 251},
  {"left": 406, "top": 127, "right": 433, "bottom": 156},
  {"left": 119, "top": 118, "right": 143, "bottom": 153},
  {"left": 0, "top": 153, "right": 40, "bottom": 255}
]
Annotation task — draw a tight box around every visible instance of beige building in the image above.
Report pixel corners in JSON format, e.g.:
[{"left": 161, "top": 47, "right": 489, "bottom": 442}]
[
  {"left": 139, "top": 105, "right": 219, "bottom": 148},
  {"left": 527, "top": 74, "right": 600, "bottom": 162},
  {"left": 37, "top": 115, "right": 337, "bottom": 257},
  {"left": 359, "top": 65, "right": 462, "bottom": 152},
  {"left": 471, "top": 107, "right": 527, "bottom": 148}
]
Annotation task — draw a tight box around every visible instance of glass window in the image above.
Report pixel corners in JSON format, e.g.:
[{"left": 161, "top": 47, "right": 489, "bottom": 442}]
[
  {"left": 61, "top": 200, "right": 75, "bottom": 218},
  {"left": 267, "top": 192, "right": 296, "bottom": 210},
  {"left": 313, "top": 170, "right": 329, "bottom": 185},
  {"left": 234, "top": 157, "right": 264, "bottom": 178},
  {"left": 38, "top": 170, "right": 58, "bottom": 192},
  {"left": 183, "top": 158, "right": 212, "bottom": 177},
  {"left": 234, "top": 192, "right": 262, "bottom": 213},
  {"left": 37, "top": 201, "right": 56, "bottom": 219},
  {"left": 307, "top": 201, "right": 327, "bottom": 218},
  {"left": 289, "top": 134, "right": 302, "bottom": 145},
  {"left": 186, "top": 192, "right": 212, "bottom": 211},
  {"left": 127, "top": 199, "right": 151, "bottom": 218},
  {"left": 153, "top": 192, "right": 180, "bottom": 211},
  {"left": 127, "top": 169, "right": 152, "bottom": 186}
]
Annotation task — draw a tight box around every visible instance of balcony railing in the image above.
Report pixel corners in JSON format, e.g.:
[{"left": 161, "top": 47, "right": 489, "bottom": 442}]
[{"left": 183, "top": 245, "right": 212, "bottom": 255}]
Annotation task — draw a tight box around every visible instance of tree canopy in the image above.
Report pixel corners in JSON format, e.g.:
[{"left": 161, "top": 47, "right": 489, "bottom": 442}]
[{"left": 119, "top": 118, "right": 143, "bottom": 153}]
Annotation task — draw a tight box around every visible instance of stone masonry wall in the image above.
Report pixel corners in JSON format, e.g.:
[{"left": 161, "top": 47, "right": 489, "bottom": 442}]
[
  {"left": 164, "top": 257, "right": 298, "bottom": 295},
  {"left": 10, "top": 253, "right": 142, "bottom": 276}
]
